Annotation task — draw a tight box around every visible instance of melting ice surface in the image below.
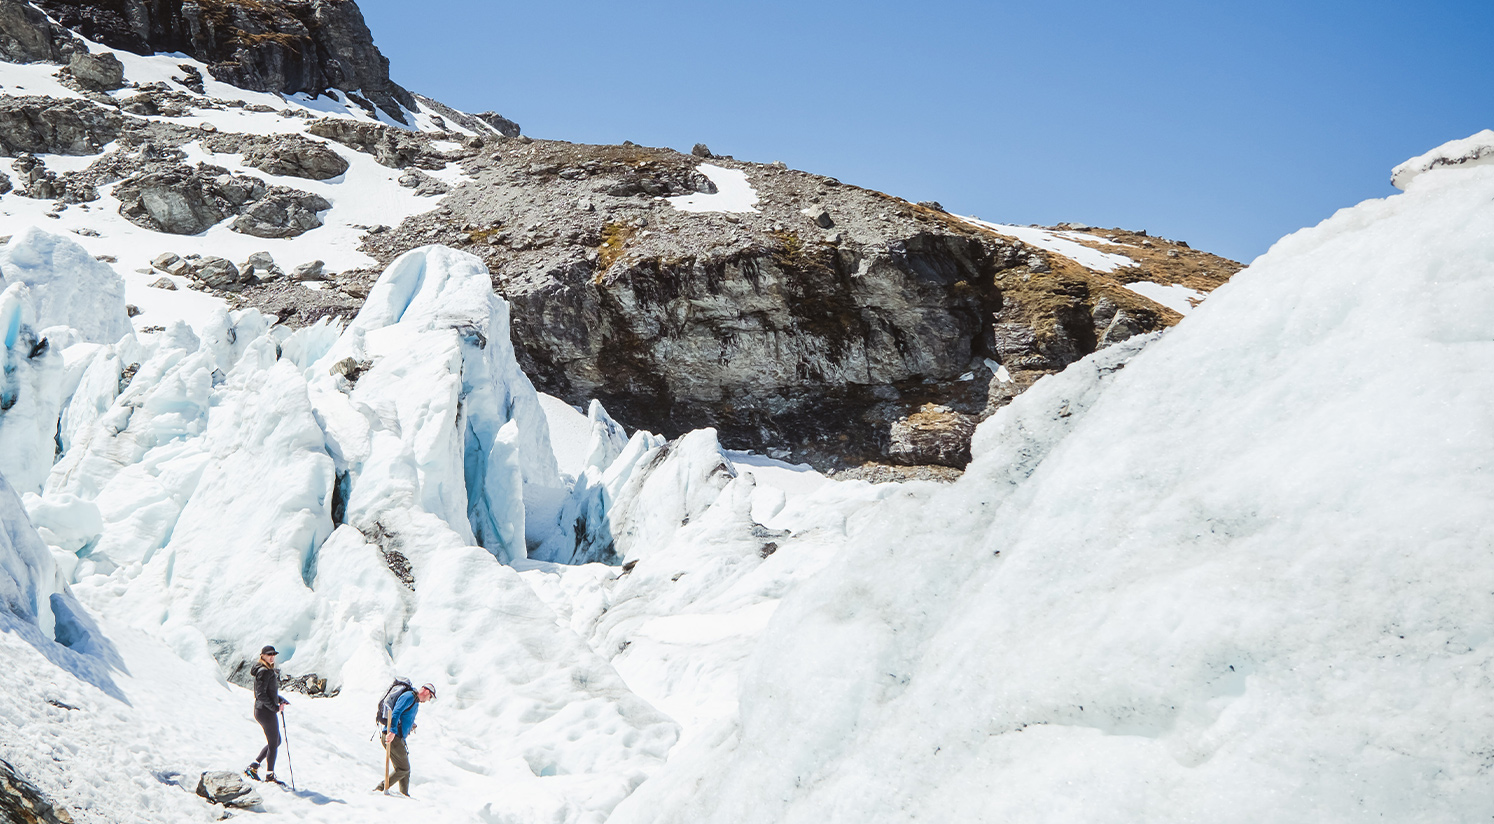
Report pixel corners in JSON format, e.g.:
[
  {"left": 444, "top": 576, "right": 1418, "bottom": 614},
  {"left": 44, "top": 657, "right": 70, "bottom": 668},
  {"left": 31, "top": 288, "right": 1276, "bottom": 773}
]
[{"left": 2, "top": 131, "right": 1494, "bottom": 824}]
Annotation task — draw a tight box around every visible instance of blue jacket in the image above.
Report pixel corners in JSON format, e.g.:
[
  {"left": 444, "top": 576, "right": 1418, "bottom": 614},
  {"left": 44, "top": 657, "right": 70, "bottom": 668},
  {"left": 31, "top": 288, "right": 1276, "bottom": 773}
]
[{"left": 387, "top": 690, "right": 418, "bottom": 738}]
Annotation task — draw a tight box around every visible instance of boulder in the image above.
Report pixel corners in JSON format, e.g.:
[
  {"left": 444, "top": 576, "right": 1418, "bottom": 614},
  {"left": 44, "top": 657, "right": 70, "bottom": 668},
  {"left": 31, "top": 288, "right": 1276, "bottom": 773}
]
[
  {"left": 240, "top": 136, "right": 349, "bottom": 181},
  {"left": 476, "top": 111, "right": 521, "bottom": 137},
  {"left": 149, "top": 277, "right": 177, "bottom": 290},
  {"left": 193, "top": 257, "right": 244, "bottom": 290},
  {"left": 68, "top": 51, "right": 125, "bottom": 91},
  {"left": 397, "top": 169, "right": 449, "bottom": 196},
  {"left": 888, "top": 404, "right": 978, "bottom": 468},
  {"left": 0, "top": 170, "right": 10, "bottom": 195},
  {"left": 115, "top": 168, "right": 233, "bottom": 235},
  {"left": 230, "top": 190, "right": 331, "bottom": 239},
  {"left": 692, "top": 143, "right": 713, "bottom": 158},
  {"left": 917, "top": 200, "right": 946, "bottom": 212},
  {"left": 151, "top": 252, "right": 188, "bottom": 276},
  {"left": 240, "top": 251, "right": 283, "bottom": 280},
  {"left": 194, "top": 771, "right": 261, "bottom": 809},
  {"left": 291, "top": 260, "right": 325, "bottom": 281},
  {"left": 0, "top": 97, "right": 122, "bottom": 156}
]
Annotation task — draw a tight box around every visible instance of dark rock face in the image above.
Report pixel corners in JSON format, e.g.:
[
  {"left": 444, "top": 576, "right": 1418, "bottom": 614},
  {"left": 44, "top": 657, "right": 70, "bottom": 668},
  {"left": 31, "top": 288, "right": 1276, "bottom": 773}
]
[
  {"left": 0, "top": 0, "right": 83, "bottom": 63},
  {"left": 505, "top": 232, "right": 1013, "bottom": 466},
  {"left": 0, "top": 96, "right": 122, "bottom": 156},
  {"left": 345, "top": 140, "right": 1242, "bottom": 468},
  {"left": 33, "top": 0, "right": 416, "bottom": 122}
]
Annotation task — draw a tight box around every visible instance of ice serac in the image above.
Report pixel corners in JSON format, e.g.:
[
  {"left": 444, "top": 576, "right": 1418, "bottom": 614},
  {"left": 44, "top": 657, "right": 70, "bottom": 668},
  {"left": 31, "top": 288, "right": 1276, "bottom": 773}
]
[
  {"left": 0, "top": 228, "right": 131, "bottom": 345},
  {"left": 535, "top": 427, "right": 731, "bottom": 566},
  {"left": 610, "top": 136, "right": 1494, "bottom": 822},
  {"left": 0, "top": 283, "right": 65, "bottom": 494},
  {"left": 313, "top": 244, "right": 562, "bottom": 565},
  {"left": 0, "top": 471, "right": 59, "bottom": 634},
  {"left": 0, "top": 230, "right": 131, "bottom": 494}
]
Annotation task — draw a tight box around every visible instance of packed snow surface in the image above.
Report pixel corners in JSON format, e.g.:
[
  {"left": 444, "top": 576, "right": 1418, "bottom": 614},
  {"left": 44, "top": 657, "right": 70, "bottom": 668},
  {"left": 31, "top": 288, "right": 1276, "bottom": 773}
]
[
  {"left": 1391, "top": 128, "right": 1494, "bottom": 190},
  {"left": 605, "top": 135, "right": 1494, "bottom": 823},
  {"left": 667, "top": 165, "right": 759, "bottom": 213},
  {"left": 963, "top": 218, "right": 1136, "bottom": 272},
  {"left": 0, "top": 36, "right": 476, "bottom": 289},
  {"left": 1119, "top": 280, "right": 1206, "bottom": 314}
]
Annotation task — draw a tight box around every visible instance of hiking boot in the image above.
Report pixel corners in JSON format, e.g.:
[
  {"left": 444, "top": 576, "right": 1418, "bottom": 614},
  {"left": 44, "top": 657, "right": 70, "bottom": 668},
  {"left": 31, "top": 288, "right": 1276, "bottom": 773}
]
[
  {"left": 244, "top": 764, "right": 261, "bottom": 781},
  {"left": 265, "top": 772, "right": 285, "bottom": 786}
]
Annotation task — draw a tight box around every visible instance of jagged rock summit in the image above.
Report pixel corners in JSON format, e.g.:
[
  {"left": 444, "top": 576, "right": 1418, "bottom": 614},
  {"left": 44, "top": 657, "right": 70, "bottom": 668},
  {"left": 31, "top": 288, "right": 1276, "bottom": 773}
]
[{"left": 30, "top": 0, "right": 416, "bottom": 122}]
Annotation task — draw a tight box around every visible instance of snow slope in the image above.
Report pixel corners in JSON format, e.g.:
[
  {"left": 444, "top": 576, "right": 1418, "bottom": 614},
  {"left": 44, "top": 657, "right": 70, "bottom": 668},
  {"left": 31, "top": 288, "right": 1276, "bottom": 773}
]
[
  {"left": 1, "top": 75, "right": 1489, "bottom": 822},
  {"left": 606, "top": 138, "right": 1494, "bottom": 823},
  {"left": 0, "top": 35, "right": 478, "bottom": 297}
]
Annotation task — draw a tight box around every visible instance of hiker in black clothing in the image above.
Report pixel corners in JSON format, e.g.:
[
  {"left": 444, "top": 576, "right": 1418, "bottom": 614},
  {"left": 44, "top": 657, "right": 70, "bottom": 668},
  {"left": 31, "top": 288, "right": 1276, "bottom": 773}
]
[{"left": 244, "top": 645, "right": 290, "bottom": 784}]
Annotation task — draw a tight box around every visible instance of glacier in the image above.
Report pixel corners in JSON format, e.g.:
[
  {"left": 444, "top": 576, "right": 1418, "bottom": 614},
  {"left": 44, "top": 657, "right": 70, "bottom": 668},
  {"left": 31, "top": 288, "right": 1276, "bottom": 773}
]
[{"left": 0, "top": 132, "right": 1491, "bottom": 823}]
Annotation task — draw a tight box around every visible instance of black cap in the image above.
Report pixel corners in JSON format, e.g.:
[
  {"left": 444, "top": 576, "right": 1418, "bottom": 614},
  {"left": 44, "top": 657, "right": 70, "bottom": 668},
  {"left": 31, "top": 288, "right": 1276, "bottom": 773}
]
[{"left": 261, "top": 645, "right": 278, "bottom": 656}]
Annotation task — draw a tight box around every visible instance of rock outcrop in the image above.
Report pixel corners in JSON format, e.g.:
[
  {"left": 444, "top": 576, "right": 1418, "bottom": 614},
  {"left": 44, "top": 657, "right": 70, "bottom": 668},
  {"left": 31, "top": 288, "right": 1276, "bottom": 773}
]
[
  {"left": 237, "top": 134, "right": 349, "bottom": 180},
  {"left": 352, "top": 140, "right": 1243, "bottom": 469},
  {"left": 888, "top": 404, "right": 978, "bottom": 467},
  {"left": 0, "top": 0, "right": 82, "bottom": 63},
  {"left": 33, "top": 0, "right": 416, "bottom": 122},
  {"left": 114, "top": 161, "right": 327, "bottom": 237},
  {"left": 67, "top": 50, "right": 124, "bottom": 90},
  {"left": 0, "top": 96, "right": 122, "bottom": 156},
  {"left": 230, "top": 187, "right": 330, "bottom": 237},
  {"left": 0, "top": 758, "right": 73, "bottom": 824}
]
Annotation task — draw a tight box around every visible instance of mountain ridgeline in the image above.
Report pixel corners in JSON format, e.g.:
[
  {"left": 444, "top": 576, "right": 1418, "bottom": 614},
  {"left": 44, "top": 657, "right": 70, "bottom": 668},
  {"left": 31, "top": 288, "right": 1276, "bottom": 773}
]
[{"left": 0, "top": 0, "right": 1241, "bottom": 472}]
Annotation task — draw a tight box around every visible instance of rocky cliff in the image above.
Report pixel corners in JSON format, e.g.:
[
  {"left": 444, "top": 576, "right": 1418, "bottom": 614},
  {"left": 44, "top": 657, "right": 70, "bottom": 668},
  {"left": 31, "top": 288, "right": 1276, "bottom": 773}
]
[
  {"left": 348, "top": 139, "right": 1240, "bottom": 469},
  {"left": 29, "top": 0, "right": 414, "bottom": 121}
]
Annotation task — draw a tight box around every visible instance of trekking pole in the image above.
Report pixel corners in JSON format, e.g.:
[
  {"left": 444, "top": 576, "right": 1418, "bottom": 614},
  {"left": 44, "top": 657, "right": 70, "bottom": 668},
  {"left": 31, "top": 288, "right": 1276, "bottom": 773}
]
[{"left": 280, "top": 709, "right": 296, "bottom": 791}]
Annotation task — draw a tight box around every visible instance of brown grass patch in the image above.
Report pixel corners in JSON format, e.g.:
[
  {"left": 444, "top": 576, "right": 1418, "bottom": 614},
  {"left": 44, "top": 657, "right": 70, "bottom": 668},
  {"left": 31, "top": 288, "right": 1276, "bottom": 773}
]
[{"left": 596, "top": 223, "right": 637, "bottom": 275}]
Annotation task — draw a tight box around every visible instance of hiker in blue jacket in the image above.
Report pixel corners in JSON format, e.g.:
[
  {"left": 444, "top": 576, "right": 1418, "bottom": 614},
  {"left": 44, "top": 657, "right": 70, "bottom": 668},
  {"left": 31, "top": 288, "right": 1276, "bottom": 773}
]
[{"left": 374, "top": 682, "right": 436, "bottom": 796}]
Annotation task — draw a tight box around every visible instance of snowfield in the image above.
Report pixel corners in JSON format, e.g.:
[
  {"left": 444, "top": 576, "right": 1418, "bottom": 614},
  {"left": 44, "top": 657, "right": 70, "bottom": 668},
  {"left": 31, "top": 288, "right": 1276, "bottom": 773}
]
[{"left": 0, "top": 42, "right": 1490, "bottom": 820}]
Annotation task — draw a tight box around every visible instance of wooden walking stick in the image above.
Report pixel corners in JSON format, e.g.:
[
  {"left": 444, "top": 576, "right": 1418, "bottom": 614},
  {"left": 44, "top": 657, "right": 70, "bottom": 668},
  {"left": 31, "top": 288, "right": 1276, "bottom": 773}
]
[{"left": 383, "top": 733, "right": 391, "bottom": 796}]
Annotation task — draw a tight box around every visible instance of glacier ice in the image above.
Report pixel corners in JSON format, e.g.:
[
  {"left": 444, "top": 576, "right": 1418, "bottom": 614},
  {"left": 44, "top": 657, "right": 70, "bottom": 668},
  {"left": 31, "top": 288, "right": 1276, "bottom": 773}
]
[{"left": 2, "top": 131, "right": 1493, "bottom": 823}]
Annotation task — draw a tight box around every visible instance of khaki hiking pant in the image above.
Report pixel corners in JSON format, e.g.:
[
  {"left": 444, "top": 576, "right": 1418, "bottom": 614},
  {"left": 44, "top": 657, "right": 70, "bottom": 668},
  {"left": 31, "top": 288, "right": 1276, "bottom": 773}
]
[{"left": 378, "top": 735, "right": 411, "bottom": 795}]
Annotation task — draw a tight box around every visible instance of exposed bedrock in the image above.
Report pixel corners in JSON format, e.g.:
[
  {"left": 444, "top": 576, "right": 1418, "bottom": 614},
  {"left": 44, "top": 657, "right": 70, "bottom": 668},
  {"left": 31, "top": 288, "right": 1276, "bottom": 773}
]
[
  {"left": 350, "top": 140, "right": 1240, "bottom": 469},
  {"left": 31, "top": 0, "right": 416, "bottom": 121}
]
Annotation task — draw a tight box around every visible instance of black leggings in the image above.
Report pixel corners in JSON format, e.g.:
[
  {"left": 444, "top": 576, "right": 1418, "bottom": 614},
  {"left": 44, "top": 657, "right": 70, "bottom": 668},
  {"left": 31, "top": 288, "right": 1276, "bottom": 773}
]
[{"left": 254, "top": 706, "right": 280, "bottom": 771}]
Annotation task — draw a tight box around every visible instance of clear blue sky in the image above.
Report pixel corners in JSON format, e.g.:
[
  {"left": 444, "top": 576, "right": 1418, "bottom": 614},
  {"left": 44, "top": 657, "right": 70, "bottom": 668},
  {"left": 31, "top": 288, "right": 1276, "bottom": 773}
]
[{"left": 360, "top": 0, "right": 1492, "bottom": 263}]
